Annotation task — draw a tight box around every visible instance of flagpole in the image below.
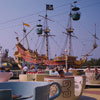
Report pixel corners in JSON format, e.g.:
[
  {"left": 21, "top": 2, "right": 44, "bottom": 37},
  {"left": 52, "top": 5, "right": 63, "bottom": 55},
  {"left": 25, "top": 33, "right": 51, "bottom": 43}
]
[{"left": 19, "top": 26, "right": 36, "bottom": 44}]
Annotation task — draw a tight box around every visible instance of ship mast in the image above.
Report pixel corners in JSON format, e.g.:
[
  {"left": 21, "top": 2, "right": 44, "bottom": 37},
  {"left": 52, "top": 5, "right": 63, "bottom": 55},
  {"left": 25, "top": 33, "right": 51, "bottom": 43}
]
[
  {"left": 63, "top": 1, "right": 81, "bottom": 68},
  {"left": 38, "top": 4, "right": 54, "bottom": 60},
  {"left": 44, "top": 12, "right": 55, "bottom": 59},
  {"left": 82, "top": 24, "right": 98, "bottom": 58},
  {"left": 66, "top": 12, "right": 74, "bottom": 56},
  {"left": 66, "top": 1, "right": 80, "bottom": 56},
  {"left": 44, "top": 11, "right": 49, "bottom": 59}
]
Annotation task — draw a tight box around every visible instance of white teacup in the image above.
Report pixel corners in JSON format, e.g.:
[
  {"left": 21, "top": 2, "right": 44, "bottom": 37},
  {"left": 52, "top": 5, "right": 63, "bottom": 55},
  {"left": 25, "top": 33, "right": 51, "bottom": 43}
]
[
  {"left": 0, "top": 72, "right": 12, "bottom": 82},
  {"left": 44, "top": 75, "right": 86, "bottom": 100},
  {"left": 85, "top": 72, "right": 100, "bottom": 84},
  {"left": 0, "top": 81, "right": 61, "bottom": 100},
  {"left": 19, "top": 73, "right": 49, "bottom": 81}
]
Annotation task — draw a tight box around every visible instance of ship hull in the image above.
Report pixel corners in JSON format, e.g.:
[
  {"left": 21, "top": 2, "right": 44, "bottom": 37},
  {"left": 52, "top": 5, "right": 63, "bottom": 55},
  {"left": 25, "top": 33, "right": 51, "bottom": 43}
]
[{"left": 14, "top": 43, "right": 85, "bottom": 68}]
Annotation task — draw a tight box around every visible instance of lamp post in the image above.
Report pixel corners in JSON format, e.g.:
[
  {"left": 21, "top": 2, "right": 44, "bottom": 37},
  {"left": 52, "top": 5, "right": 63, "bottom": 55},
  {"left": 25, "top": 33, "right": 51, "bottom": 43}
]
[{"left": 64, "top": 49, "right": 68, "bottom": 70}]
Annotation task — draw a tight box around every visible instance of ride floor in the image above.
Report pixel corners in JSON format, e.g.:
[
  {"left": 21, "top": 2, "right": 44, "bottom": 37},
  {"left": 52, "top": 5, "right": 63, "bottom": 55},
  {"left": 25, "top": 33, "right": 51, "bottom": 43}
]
[{"left": 80, "top": 87, "right": 100, "bottom": 100}]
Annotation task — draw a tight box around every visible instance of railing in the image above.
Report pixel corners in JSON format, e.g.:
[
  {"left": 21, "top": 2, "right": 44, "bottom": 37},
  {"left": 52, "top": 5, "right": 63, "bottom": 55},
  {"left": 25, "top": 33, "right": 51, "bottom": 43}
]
[{"left": 82, "top": 66, "right": 100, "bottom": 68}]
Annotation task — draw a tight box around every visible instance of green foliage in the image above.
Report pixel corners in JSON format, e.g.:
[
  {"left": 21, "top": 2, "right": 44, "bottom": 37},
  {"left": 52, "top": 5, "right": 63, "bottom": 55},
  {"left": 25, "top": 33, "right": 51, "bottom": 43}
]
[{"left": 83, "top": 58, "right": 100, "bottom": 66}]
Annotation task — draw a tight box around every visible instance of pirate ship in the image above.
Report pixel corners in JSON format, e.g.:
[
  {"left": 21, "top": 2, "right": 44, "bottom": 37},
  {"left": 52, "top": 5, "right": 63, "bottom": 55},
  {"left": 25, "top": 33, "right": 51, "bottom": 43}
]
[{"left": 14, "top": 2, "right": 98, "bottom": 68}]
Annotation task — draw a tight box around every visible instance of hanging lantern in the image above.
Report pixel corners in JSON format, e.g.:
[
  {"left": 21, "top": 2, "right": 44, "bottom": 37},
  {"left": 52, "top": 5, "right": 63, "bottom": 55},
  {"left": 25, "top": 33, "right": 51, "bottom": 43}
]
[{"left": 36, "top": 24, "right": 43, "bottom": 35}]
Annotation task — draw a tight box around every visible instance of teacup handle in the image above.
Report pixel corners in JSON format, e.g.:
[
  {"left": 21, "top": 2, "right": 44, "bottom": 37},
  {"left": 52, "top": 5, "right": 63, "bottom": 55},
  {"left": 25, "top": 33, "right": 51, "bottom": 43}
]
[{"left": 49, "top": 82, "right": 61, "bottom": 100}]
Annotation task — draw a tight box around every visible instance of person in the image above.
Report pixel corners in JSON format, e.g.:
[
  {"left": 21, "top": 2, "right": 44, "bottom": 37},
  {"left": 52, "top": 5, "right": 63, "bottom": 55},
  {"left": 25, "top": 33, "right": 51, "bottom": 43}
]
[
  {"left": 63, "top": 66, "right": 67, "bottom": 73},
  {"left": 69, "top": 67, "right": 73, "bottom": 70},
  {"left": 45, "top": 66, "right": 49, "bottom": 71},
  {"left": 23, "top": 64, "right": 28, "bottom": 74},
  {"left": 85, "top": 65, "right": 91, "bottom": 72},
  {"left": 51, "top": 68, "right": 59, "bottom": 76},
  {"left": 58, "top": 70, "right": 65, "bottom": 78},
  {"left": 63, "top": 66, "right": 73, "bottom": 75},
  {"left": 30, "top": 65, "right": 37, "bottom": 72},
  {"left": 54, "top": 68, "right": 59, "bottom": 75},
  {"left": 95, "top": 66, "right": 100, "bottom": 80}
]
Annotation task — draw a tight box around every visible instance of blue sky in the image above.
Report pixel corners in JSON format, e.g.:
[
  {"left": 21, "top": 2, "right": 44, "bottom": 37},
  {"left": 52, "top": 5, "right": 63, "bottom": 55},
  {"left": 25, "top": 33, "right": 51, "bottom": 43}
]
[{"left": 0, "top": 0, "right": 100, "bottom": 60}]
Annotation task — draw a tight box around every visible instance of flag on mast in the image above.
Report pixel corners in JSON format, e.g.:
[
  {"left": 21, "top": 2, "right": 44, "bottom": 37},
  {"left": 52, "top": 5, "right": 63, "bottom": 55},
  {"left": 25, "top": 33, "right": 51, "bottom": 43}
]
[
  {"left": 23, "top": 22, "right": 30, "bottom": 27},
  {"left": 46, "top": 4, "right": 53, "bottom": 10}
]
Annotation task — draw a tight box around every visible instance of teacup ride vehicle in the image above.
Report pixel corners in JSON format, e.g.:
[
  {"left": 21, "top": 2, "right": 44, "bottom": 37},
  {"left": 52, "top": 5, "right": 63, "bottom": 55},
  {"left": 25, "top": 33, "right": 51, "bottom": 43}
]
[
  {"left": 44, "top": 75, "right": 86, "bottom": 100},
  {"left": 0, "top": 81, "right": 61, "bottom": 100},
  {"left": 19, "top": 71, "right": 49, "bottom": 82},
  {"left": 0, "top": 72, "right": 13, "bottom": 82},
  {"left": 85, "top": 69, "right": 100, "bottom": 86}
]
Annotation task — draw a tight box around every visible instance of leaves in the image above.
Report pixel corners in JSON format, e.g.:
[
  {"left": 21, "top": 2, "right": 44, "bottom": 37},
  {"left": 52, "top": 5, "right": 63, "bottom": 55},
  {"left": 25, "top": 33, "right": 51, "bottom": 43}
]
[{"left": 83, "top": 58, "right": 100, "bottom": 66}]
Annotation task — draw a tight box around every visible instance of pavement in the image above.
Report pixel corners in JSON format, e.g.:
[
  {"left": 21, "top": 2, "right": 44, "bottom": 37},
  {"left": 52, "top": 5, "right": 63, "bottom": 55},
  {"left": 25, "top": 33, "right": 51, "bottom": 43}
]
[{"left": 79, "top": 87, "right": 100, "bottom": 100}]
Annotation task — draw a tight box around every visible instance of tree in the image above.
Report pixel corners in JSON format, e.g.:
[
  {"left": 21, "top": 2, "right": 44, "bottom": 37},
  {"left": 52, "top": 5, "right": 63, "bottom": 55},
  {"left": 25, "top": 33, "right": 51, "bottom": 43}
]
[{"left": 83, "top": 58, "right": 100, "bottom": 66}]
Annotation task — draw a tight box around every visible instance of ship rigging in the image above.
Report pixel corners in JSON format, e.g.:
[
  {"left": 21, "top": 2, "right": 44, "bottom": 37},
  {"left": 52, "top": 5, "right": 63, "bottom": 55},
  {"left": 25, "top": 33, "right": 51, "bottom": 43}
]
[{"left": 14, "top": 2, "right": 98, "bottom": 69}]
